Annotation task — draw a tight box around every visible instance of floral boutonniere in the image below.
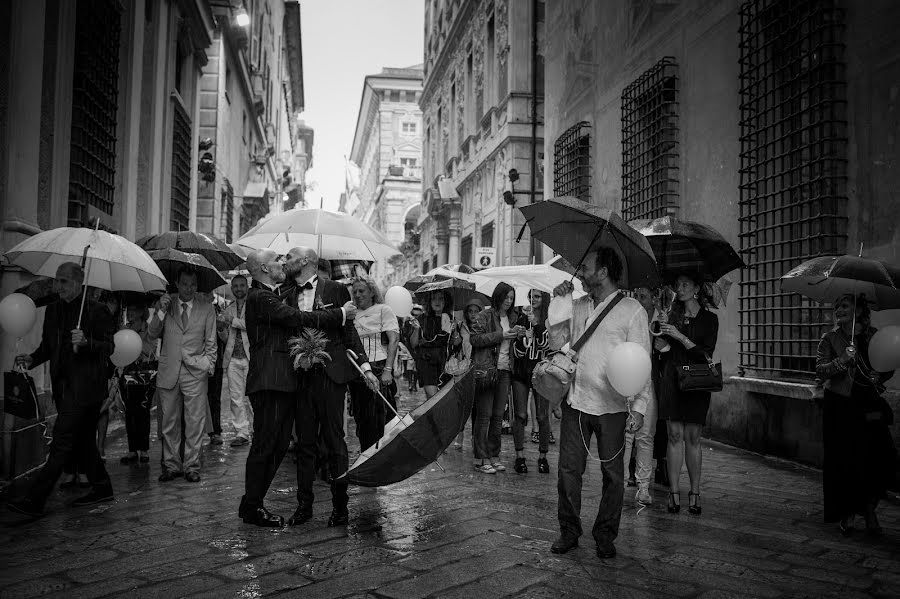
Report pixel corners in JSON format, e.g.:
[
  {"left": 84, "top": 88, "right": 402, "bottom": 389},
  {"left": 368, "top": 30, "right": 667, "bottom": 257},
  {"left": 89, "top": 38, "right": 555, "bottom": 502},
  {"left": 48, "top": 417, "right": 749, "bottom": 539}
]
[{"left": 289, "top": 328, "right": 332, "bottom": 370}]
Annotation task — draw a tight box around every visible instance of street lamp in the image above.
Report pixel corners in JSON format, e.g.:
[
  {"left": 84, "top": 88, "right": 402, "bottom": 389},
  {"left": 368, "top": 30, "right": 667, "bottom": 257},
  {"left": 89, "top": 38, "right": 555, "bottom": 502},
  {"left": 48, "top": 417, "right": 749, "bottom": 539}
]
[{"left": 235, "top": 6, "right": 250, "bottom": 27}]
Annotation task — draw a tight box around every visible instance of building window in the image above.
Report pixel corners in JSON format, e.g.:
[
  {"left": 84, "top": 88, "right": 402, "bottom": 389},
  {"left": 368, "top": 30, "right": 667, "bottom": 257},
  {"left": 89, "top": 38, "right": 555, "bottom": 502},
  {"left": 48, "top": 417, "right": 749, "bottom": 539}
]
[
  {"left": 390, "top": 90, "right": 402, "bottom": 103},
  {"left": 67, "top": 0, "right": 122, "bottom": 226},
  {"left": 553, "top": 122, "right": 591, "bottom": 201},
  {"left": 461, "top": 235, "right": 473, "bottom": 266},
  {"left": 481, "top": 222, "right": 494, "bottom": 248},
  {"left": 402, "top": 121, "right": 417, "bottom": 134},
  {"left": 221, "top": 185, "right": 234, "bottom": 243},
  {"left": 738, "top": 0, "right": 848, "bottom": 379},
  {"left": 400, "top": 157, "right": 418, "bottom": 168},
  {"left": 621, "top": 56, "right": 680, "bottom": 222},
  {"left": 170, "top": 96, "right": 192, "bottom": 231},
  {"left": 422, "top": 259, "right": 430, "bottom": 274}
]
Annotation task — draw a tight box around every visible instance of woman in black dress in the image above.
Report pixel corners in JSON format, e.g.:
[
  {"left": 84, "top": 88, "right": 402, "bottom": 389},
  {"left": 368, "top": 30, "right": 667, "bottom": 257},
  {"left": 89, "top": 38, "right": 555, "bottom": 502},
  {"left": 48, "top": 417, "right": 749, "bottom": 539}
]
[
  {"left": 658, "top": 274, "right": 719, "bottom": 515},
  {"left": 409, "top": 290, "right": 453, "bottom": 399},
  {"left": 816, "top": 293, "right": 895, "bottom": 535}
]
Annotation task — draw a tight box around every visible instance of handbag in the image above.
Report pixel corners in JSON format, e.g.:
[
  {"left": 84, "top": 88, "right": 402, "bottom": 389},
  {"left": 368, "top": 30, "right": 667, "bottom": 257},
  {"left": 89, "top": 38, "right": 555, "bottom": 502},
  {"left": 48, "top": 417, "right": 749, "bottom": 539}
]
[
  {"left": 444, "top": 322, "right": 471, "bottom": 376},
  {"left": 3, "top": 370, "right": 39, "bottom": 419},
  {"left": 677, "top": 352, "right": 723, "bottom": 392},
  {"left": 532, "top": 293, "right": 624, "bottom": 406}
]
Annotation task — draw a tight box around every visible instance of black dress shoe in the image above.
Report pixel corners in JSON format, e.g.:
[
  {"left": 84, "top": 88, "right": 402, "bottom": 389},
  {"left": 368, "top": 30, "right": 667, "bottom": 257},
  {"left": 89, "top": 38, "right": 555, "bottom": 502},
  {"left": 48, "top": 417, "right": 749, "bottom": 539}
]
[
  {"left": 8, "top": 499, "right": 44, "bottom": 518},
  {"left": 158, "top": 469, "right": 182, "bottom": 482},
  {"left": 537, "top": 457, "right": 550, "bottom": 474},
  {"left": 550, "top": 534, "right": 579, "bottom": 554},
  {"left": 596, "top": 543, "right": 616, "bottom": 559},
  {"left": 514, "top": 457, "right": 528, "bottom": 474},
  {"left": 288, "top": 506, "right": 313, "bottom": 526},
  {"left": 327, "top": 510, "right": 349, "bottom": 527},
  {"left": 185, "top": 472, "right": 201, "bottom": 483},
  {"left": 72, "top": 486, "right": 114, "bottom": 507},
  {"left": 243, "top": 507, "right": 284, "bottom": 527},
  {"left": 238, "top": 497, "right": 248, "bottom": 519}
]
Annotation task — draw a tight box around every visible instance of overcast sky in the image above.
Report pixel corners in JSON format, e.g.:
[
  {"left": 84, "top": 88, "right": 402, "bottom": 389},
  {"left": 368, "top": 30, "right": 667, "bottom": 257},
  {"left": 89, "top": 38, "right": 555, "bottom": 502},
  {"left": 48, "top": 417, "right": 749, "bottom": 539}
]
[{"left": 299, "top": 0, "right": 424, "bottom": 211}]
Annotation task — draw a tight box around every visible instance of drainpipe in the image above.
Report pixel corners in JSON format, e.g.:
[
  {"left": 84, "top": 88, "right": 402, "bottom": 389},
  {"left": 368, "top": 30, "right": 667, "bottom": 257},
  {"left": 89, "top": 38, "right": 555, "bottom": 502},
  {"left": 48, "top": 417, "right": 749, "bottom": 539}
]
[{"left": 529, "top": 0, "right": 539, "bottom": 263}]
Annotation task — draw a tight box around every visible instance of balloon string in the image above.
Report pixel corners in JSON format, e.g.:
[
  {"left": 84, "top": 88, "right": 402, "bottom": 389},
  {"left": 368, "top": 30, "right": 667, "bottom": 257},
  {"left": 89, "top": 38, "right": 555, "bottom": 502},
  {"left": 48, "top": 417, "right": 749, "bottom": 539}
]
[{"left": 14, "top": 337, "right": 52, "bottom": 446}]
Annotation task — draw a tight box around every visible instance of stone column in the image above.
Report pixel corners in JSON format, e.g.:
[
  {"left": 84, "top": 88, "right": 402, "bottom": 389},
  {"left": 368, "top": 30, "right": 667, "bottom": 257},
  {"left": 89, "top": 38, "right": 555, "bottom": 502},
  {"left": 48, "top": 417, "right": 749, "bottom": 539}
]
[
  {"left": 435, "top": 217, "right": 450, "bottom": 266},
  {"left": 447, "top": 202, "right": 462, "bottom": 264},
  {"left": 117, "top": 0, "right": 146, "bottom": 240}
]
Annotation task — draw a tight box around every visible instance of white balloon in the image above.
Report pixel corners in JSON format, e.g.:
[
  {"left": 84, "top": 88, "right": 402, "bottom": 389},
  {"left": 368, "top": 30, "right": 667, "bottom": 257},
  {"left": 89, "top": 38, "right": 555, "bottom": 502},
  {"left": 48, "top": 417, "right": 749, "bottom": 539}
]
[
  {"left": 111, "top": 329, "right": 143, "bottom": 368},
  {"left": 384, "top": 286, "right": 413, "bottom": 318},
  {"left": 607, "top": 341, "right": 652, "bottom": 397},
  {"left": 0, "top": 293, "right": 37, "bottom": 338}
]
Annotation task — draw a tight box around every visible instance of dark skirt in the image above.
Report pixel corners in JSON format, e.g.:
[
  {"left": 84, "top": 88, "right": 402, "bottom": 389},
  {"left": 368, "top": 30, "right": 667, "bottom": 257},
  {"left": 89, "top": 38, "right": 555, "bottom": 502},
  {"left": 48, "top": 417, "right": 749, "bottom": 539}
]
[
  {"left": 657, "top": 361, "right": 711, "bottom": 425},
  {"left": 822, "top": 388, "right": 896, "bottom": 523},
  {"left": 416, "top": 346, "right": 448, "bottom": 387}
]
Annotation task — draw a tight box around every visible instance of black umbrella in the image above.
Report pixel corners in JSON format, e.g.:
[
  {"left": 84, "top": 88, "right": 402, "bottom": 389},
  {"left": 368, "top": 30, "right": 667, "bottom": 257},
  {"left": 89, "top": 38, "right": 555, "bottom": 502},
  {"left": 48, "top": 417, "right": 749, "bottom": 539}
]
[
  {"left": 403, "top": 264, "right": 475, "bottom": 292},
  {"left": 147, "top": 248, "right": 227, "bottom": 293},
  {"left": 137, "top": 231, "right": 243, "bottom": 271},
  {"left": 632, "top": 216, "right": 744, "bottom": 283},
  {"left": 519, "top": 197, "right": 660, "bottom": 289},
  {"left": 339, "top": 367, "right": 476, "bottom": 487},
  {"left": 780, "top": 254, "right": 900, "bottom": 309},
  {"left": 414, "top": 278, "right": 488, "bottom": 309}
]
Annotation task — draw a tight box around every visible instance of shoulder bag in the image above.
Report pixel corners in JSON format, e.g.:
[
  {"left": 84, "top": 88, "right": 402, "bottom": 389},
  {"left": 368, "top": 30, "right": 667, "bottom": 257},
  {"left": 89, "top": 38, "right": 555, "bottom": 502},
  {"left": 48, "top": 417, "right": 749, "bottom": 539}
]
[
  {"left": 444, "top": 321, "right": 471, "bottom": 376},
  {"left": 677, "top": 352, "right": 723, "bottom": 392},
  {"left": 532, "top": 293, "right": 624, "bottom": 406}
]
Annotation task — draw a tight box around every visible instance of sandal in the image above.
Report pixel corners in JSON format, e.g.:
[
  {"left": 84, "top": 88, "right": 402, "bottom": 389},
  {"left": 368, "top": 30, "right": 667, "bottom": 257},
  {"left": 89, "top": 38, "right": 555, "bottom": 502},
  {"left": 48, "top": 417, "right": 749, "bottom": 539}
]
[
  {"left": 688, "top": 491, "right": 701, "bottom": 516},
  {"left": 667, "top": 492, "right": 681, "bottom": 514},
  {"left": 474, "top": 463, "right": 496, "bottom": 474},
  {"left": 530, "top": 430, "right": 539, "bottom": 444}
]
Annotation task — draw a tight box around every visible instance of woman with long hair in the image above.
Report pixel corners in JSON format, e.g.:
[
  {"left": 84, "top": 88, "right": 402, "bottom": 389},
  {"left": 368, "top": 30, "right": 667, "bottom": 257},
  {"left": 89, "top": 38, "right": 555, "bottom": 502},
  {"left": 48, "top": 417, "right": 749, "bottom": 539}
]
[
  {"left": 470, "top": 282, "right": 523, "bottom": 474},
  {"left": 816, "top": 293, "right": 895, "bottom": 535},
  {"left": 409, "top": 290, "right": 453, "bottom": 399},
  {"left": 452, "top": 297, "right": 484, "bottom": 450},
  {"left": 348, "top": 275, "right": 400, "bottom": 452},
  {"left": 657, "top": 274, "right": 719, "bottom": 515},
  {"left": 119, "top": 302, "right": 158, "bottom": 464},
  {"left": 511, "top": 290, "right": 552, "bottom": 474}
]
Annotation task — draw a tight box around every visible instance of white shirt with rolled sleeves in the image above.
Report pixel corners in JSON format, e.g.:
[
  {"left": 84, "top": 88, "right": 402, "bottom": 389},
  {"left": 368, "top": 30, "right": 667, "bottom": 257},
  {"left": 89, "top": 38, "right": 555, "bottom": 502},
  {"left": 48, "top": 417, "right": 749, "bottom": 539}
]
[{"left": 547, "top": 292, "right": 652, "bottom": 417}]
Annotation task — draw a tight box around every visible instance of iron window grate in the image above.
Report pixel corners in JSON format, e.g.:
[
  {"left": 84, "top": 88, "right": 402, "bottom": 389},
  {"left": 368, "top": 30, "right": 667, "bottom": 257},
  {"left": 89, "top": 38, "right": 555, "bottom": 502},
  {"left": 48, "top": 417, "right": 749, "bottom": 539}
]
[
  {"left": 738, "top": 0, "right": 848, "bottom": 379},
  {"left": 553, "top": 121, "right": 591, "bottom": 201},
  {"left": 621, "top": 57, "right": 680, "bottom": 222},
  {"left": 170, "top": 96, "right": 192, "bottom": 232},
  {"left": 67, "top": 0, "right": 121, "bottom": 226},
  {"left": 221, "top": 184, "right": 234, "bottom": 244}
]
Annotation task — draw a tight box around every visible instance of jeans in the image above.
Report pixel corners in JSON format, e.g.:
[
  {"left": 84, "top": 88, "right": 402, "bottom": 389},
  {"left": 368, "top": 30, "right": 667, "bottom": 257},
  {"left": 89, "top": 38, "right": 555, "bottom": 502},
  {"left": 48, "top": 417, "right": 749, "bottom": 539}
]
[
  {"left": 511, "top": 379, "right": 550, "bottom": 453},
  {"left": 623, "top": 394, "right": 658, "bottom": 486},
  {"left": 557, "top": 401, "right": 627, "bottom": 546},
  {"left": 226, "top": 358, "right": 252, "bottom": 438},
  {"left": 472, "top": 369, "right": 511, "bottom": 460},
  {"left": 207, "top": 368, "right": 223, "bottom": 436},
  {"left": 123, "top": 381, "right": 153, "bottom": 452}
]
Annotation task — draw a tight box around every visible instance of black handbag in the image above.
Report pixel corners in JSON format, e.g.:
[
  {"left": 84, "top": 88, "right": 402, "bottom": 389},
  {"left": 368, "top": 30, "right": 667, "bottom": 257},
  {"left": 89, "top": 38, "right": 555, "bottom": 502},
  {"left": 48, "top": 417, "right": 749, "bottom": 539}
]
[
  {"left": 4, "top": 370, "right": 39, "bottom": 419},
  {"left": 677, "top": 353, "right": 723, "bottom": 393}
]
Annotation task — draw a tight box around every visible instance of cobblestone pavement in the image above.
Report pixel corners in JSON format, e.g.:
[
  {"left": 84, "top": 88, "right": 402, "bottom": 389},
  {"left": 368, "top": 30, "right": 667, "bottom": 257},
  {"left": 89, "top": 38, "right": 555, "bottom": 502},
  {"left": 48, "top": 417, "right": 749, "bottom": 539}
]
[{"left": 1, "top": 384, "right": 899, "bottom": 599}]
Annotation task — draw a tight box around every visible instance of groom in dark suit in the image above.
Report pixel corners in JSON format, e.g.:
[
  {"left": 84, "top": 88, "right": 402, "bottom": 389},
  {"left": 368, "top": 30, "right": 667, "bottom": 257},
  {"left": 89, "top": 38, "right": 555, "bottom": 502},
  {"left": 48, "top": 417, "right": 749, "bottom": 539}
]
[
  {"left": 282, "top": 247, "right": 379, "bottom": 527},
  {"left": 240, "top": 249, "right": 348, "bottom": 527}
]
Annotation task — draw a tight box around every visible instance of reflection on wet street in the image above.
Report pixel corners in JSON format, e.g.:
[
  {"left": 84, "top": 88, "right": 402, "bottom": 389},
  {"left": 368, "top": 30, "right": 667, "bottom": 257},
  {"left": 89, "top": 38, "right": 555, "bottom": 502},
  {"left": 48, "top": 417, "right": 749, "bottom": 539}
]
[{"left": 1, "top": 384, "right": 899, "bottom": 598}]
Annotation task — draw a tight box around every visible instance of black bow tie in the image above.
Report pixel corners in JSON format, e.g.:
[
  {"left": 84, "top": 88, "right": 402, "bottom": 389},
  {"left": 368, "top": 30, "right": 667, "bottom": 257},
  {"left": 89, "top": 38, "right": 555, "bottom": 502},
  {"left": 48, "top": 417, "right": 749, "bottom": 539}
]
[{"left": 301, "top": 281, "right": 314, "bottom": 291}]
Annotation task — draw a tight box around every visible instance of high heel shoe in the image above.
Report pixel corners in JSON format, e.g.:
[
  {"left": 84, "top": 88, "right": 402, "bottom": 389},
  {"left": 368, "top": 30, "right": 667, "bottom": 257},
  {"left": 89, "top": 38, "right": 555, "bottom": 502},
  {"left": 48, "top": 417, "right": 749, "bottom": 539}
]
[
  {"left": 667, "top": 492, "right": 680, "bottom": 514},
  {"left": 688, "top": 491, "right": 701, "bottom": 515}
]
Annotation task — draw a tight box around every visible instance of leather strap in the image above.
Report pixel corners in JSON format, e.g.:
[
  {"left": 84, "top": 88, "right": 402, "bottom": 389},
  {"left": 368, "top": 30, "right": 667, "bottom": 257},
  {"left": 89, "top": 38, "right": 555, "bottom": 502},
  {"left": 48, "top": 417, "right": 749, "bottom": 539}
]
[{"left": 570, "top": 292, "right": 624, "bottom": 354}]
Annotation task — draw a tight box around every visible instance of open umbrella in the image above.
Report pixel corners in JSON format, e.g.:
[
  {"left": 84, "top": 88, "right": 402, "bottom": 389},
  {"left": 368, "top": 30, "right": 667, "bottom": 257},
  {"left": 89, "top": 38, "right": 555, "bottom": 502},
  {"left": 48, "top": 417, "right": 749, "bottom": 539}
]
[
  {"left": 519, "top": 197, "right": 659, "bottom": 289},
  {"left": 414, "top": 278, "right": 487, "bottom": 309},
  {"left": 339, "top": 367, "right": 476, "bottom": 487},
  {"left": 237, "top": 208, "right": 400, "bottom": 261},
  {"left": 780, "top": 254, "right": 900, "bottom": 309},
  {"left": 146, "top": 248, "right": 227, "bottom": 293},
  {"left": 632, "top": 216, "right": 744, "bottom": 283},
  {"left": 403, "top": 266, "right": 478, "bottom": 292},
  {"left": 473, "top": 263, "right": 587, "bottom": 306},
  {"left": 137, "top": 231, "right": 243, "bottom": 271}
]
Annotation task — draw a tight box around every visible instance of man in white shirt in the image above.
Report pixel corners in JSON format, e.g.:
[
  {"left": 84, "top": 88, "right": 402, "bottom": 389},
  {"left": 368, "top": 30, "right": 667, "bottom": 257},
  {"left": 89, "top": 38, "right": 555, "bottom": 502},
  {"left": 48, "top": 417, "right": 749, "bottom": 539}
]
[
  {"left": 548, "top": 247, "right": 651, "bottom": 560},
  {"left": 219, "top": 274, "right": 253, "bottom": 447}
]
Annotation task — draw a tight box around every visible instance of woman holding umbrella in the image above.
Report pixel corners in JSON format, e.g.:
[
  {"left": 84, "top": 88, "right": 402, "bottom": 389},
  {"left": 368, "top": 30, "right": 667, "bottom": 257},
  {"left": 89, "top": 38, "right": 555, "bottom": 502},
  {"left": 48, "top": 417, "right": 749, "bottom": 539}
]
[
  {"left": 816, "top": 294, "right": 895, "bottom": 536},
  {"left": 657, "top": 274, "right": 719, "bottom": 515},
  {"left": 409, "top": 290, "right": 453, "bottom": 399}
]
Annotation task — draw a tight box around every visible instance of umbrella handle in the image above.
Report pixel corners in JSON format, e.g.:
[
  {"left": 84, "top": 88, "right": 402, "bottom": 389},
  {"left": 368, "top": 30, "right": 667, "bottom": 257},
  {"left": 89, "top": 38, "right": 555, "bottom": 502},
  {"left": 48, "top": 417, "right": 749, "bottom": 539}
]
[{"left": 345, "top": 349, "right": 401, "bottom": 420}]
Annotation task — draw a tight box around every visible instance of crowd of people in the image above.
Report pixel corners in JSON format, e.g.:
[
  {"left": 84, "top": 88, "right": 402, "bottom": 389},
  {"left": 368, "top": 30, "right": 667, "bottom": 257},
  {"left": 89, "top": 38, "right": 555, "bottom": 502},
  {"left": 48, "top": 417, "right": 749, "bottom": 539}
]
[{"left": 7, "top": 245, "right": 894, "bottom": 555}]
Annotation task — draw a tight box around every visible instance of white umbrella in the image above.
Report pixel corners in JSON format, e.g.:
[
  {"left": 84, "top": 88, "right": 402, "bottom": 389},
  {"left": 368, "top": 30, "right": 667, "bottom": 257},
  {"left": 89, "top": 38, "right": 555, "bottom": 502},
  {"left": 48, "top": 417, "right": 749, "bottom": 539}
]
[
  {"left": 237, "top": 208, "right": 401, "bottom": 261},
  {"left": 5, "top": 227, "right": 168, "bottom": 294},
  {"left": 472, "top": 263, "right": 587, "bottom": 307}
]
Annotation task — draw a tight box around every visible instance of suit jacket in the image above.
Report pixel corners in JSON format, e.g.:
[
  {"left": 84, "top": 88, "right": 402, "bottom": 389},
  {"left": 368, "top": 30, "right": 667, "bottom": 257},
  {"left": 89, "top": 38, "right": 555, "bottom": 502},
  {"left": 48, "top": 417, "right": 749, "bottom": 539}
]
[
  {"left": 280, "top": 278, "right": 368, "bottom": 385},
  {"left": 219, "top": 299, "right": 250, "bottom": 368},
  {"left": 148, "top": 298, "right": 217, "bottom": 390},
  {"left": 245, "top": 281, "right": 346, "bottom": 395},
  {"left": 30, "top": 294, "right": 114, "bottom": 401}
]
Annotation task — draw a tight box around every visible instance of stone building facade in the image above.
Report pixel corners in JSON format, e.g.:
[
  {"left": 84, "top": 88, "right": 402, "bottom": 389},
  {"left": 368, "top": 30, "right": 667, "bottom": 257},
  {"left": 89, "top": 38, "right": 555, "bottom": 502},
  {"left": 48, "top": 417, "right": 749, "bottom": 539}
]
[
  {"left": 418, "top": 0, "right": 545, "bottom": 275},
  {"left": 543, "top": 0, "right": 900, "bottom": 466},
  {"left": 350, "top": 66, "right": 424, "bottom": 290}
]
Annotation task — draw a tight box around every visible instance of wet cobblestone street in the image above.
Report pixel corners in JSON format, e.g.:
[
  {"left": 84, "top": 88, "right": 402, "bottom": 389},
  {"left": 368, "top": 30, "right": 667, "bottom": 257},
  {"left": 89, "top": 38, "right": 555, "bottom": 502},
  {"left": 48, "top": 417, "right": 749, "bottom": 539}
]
[{"left": 1, "top": 385, "right": 898, "bottom": 598}]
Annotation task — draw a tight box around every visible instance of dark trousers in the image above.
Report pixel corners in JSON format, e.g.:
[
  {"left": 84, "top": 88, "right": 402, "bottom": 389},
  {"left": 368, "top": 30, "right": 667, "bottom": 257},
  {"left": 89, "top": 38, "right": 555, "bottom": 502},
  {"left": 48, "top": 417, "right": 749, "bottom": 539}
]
[
  {"left": 243, "top": 391, "right": 295, "bottom": 509},
  {"left": 207, "top": 367, "right": 223, "bottom": 436},
  {"left": 123, "top": 382, "right": 153, "bottom": 452},
  {"left": 473, "top": 369, "right": 511, "bottom": 459},
  {"left": 511, "top": 379, "right": 550, "bottom": 453},
  {"left": 296, "top": 371, "right": 349, "bottom": 513},
  {"left": 557, "top": 401, "right": 627, "bottom": 546},
  {"left": 349, "top": 362, "right": 397, "bottom": 452},
  {"left": 28, "top": 380, "right": 111, "bottom": 507}
]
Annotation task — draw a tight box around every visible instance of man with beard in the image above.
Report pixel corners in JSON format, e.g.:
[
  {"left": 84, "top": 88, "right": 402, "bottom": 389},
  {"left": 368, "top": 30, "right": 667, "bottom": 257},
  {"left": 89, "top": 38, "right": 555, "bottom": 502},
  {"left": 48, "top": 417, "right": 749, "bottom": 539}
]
[
  {"left": 219, "top": 274, "right": 253, "bottom": 447},
  {"left": 240, "top": 249, "right": 349, "bottom": 527},
  {"left": 282, "top": 246, "right": 379, "bottom": 528}
]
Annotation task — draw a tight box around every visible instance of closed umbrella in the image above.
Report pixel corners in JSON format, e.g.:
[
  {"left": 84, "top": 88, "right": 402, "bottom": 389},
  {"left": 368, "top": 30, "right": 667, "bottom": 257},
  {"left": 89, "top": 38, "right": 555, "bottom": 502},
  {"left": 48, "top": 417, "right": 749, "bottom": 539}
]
[
  {"left": 137, "top": 231, "right": 244, "bottom": 271},
  {"left": 146, "top": 248, "right": 227, "bottom": 293}
]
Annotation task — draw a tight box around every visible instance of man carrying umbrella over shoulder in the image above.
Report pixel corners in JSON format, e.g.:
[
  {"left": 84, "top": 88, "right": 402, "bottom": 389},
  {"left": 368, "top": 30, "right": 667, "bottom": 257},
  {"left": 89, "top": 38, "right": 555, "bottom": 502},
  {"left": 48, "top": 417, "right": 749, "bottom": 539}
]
[
  {"left": 9, "top": 262, "right": 115, "bottom": 518},
  {"left": 239, "top": 249, "right": 349, "bottom": 527},
  {"left": 548, "top": 247, "right": 651, "bottom": 560}
]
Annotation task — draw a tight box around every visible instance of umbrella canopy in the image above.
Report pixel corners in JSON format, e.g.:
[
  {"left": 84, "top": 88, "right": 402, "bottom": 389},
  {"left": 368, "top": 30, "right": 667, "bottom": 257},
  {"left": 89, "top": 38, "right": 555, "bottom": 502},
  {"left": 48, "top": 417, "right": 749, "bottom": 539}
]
[
  {"left": 414, "top": 278, "right": 488, "bottom": 309},
  {"left": 137, "top": 231, "right": 243, "bottom": 271},
  {"left": 5, "top": 227, "right": 167, "bottom": 292},
  {"left": 403, "top": 266, "right": 479, "bottom": 292},
  {"left": 473, "top": 263, "right": 587, "bottom": 307},
  {"left": 340, "top": 368, "right": 476, "bottom": 487},
  {"left": 146, "top": 248, "right": 227, "bottom": 293},
  {"left": 632, "top": 216, "right": 744, "bottom": 283},
  {"left": 237, "top": 208, "right": 400, "bottom": 261},
  {"left": 780, "top": 255, "right": 900, "bottom": 309},
  {"left": 519, "top": 197, "right": 660, "bottom": 289}
]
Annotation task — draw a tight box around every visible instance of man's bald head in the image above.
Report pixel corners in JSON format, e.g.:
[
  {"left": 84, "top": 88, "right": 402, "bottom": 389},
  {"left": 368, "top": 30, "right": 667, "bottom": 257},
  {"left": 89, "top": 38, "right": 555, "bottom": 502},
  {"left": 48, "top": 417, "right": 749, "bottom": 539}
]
[
  {"left": 247, "top": 249, "right": 285, "bottom": 286},
  {"left": 54, "top": 262, "right": 84, "bottom": 302},
  {"left": 284, "top": 246, "right": 319, "bottom": 281}
]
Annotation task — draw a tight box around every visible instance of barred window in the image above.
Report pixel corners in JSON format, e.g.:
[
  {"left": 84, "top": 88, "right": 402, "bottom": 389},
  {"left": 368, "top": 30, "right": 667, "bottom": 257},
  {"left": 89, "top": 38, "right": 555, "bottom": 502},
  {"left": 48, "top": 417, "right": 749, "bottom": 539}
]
[
  {"left": 170, "top": 95, "right": 192, "bottom": 231},
  {"left": 621, "top": 57, "right": 680, "bottom": 221},
  {"left": 221, "top": 184, "right": 234, "bottom": 244},
  {"left": 553, "top": 122, "right": 591, "bottom": 201},
  {"left": 738, "top": 0, "right": 848, "bottom": 379},
  {"left": 67, "top": 0, "right": 121, "bottom": 227},
  {"left": 461, "top": 235, "right": 473, "bottom": 266}
]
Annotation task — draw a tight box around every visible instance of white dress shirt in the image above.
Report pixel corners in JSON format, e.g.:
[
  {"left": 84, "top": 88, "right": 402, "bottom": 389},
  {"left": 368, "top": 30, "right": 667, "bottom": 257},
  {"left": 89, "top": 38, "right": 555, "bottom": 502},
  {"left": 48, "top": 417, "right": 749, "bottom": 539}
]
[{"left": 156, "top": 297, "right": 194, "bottom": 322}]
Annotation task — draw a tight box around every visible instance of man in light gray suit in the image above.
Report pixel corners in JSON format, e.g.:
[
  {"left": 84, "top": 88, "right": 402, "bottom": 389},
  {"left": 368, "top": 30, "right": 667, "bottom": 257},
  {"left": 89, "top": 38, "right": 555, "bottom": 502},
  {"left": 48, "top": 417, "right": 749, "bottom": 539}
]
[{"left": 148, "top": 268, "right": 217, "bottom": 483}]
